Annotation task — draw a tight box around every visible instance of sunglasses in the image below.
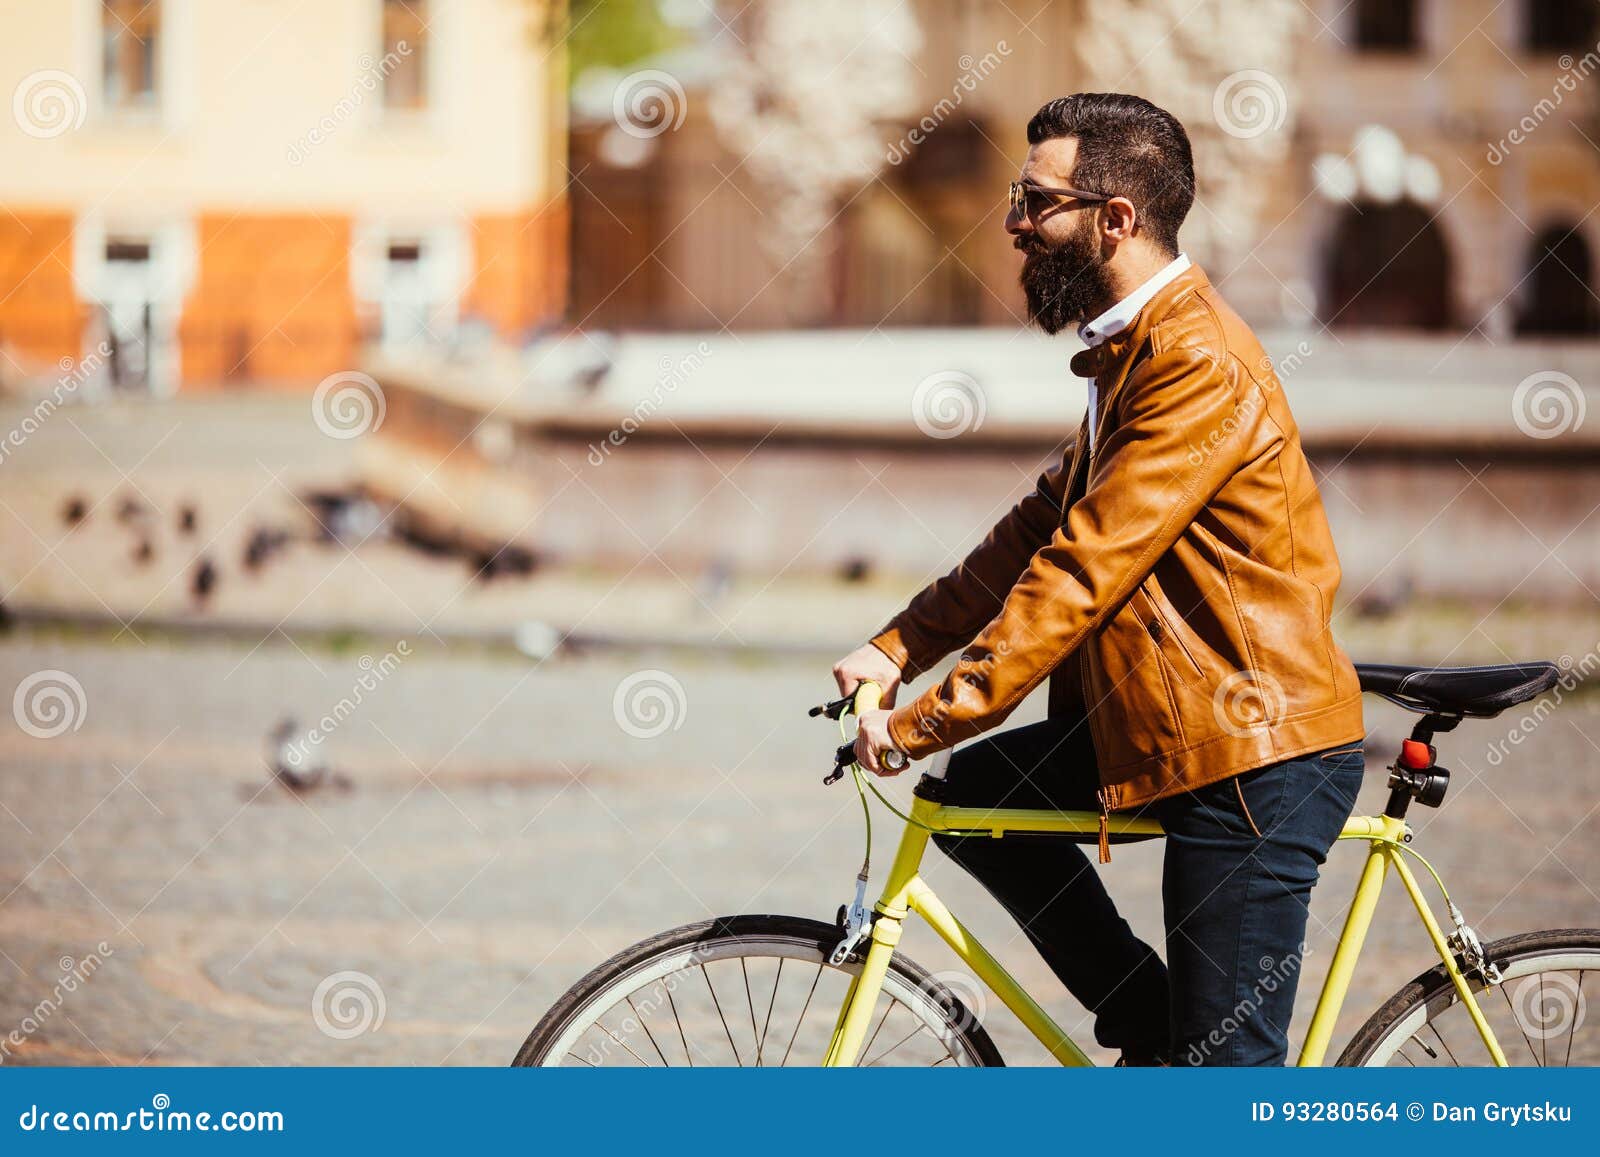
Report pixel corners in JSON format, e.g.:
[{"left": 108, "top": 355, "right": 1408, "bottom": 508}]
[{"left": 1008, "top": 179, "right": 1112, "bottom": 222}]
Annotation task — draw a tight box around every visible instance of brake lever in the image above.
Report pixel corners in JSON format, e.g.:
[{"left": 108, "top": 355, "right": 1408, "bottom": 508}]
[
  {"left": 824, "top": 741, "right": 856, "bottom": 785},
  {"left": 808, "top": 693, "right": 854, "bottom": 721}
]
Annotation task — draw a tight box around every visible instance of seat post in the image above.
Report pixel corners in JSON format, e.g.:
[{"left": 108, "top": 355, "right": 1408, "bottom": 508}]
[{"left": 1384, "top": 712, "right": 1459, "bottom": 818}]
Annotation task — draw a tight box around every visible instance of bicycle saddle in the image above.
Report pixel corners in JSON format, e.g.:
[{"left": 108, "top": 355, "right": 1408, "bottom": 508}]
[{"left": 1355, "top": 661, "right": 1561, "bottom": 717}]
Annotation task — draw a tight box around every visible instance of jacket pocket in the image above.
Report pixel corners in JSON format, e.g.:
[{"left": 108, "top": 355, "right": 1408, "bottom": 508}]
[{"left": 1134, "top": 586, "right": 1205, "bottom": 685}]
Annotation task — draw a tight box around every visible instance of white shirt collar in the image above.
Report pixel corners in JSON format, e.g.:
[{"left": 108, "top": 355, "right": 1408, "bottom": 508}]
[{"left": 1077, "top": 252, "right": 1191, "bottom": 348}]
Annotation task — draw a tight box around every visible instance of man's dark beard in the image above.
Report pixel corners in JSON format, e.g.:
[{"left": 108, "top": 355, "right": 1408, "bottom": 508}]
[{"left": 1019, "top": 218, "right": 1114, "bottom": 335}]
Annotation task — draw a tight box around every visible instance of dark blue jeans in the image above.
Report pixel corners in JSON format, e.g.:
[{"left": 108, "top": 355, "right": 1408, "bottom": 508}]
[{"left": 932, "top": 714, "right": 1363, "bottom": 1066}]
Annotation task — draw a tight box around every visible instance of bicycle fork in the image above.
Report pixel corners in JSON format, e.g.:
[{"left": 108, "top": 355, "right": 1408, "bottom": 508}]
[
  {"left": 821, "top": 791, "right": 1095, "bottom": 1067},
  {"left": 822, "top": 809, "right": 928, "bottom": 1067},
  {"left": 822, "top": 911, "right": 905, "bottom": 1066}
]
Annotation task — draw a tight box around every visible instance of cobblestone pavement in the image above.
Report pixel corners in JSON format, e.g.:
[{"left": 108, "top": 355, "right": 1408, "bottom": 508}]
[{"left": 1, "top": 633, "right": 1597, "bottom": 1067}]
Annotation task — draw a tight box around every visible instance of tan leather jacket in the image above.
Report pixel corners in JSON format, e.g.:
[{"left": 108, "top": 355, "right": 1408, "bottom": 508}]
[{"left": 870, "top": 263, "right": 1364, "bottom": 818}]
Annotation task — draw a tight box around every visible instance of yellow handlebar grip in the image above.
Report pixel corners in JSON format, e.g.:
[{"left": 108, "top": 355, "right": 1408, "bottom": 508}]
[{"left": 853, "top": 680, "right": 883, "bottom": 715}]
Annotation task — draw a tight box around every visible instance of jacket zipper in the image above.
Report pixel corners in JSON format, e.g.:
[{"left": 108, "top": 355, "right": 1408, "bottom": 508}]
[
  {"left": 1096, "top": 786, "right": 1112, "bottom": 864},
  {"left": 1082, "top": 648, "right": 1113, "bottom": 864}
]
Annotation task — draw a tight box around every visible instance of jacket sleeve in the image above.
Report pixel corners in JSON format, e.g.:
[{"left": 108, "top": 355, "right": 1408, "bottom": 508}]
[
  {"left": 868, "top": 441, "right": 1077, "bottom": 681},
  {"left": 887, "top": 348, "right": 1247, "bottom": 757}
]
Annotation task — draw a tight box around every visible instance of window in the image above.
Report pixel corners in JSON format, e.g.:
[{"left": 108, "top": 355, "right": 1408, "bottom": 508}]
[
  {"left": 1354, "top": 0, "right": 1418, "bottom": 52},
  {"left": 1524, "top": 0, "right": 1596, "bottom": 54},
  {"left": 98, "top": 235, "right": 156, "bottom": 390},
  {"left": 378, "top": 236, "right": 441, "bottom": 346},
  {"left": 1323, "top": 201, "right": 1455, "bottom": 331},
  {"left": 105, "top": 239, "right": 152, "bottom": 263},
  {"left": 382, "top": 0, "right": 429, "bottom": 111},
  {"left": 101, "top": 0, "right": 160, "bottom": 109},
  {"left": 1516, "top": 227, "right": 1599, "bottom": 337}
]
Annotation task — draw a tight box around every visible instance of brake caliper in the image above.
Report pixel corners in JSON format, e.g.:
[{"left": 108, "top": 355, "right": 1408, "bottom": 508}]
[
  {"left": 1445, "top": 901, "right": 1502, "bottom": 986},
  {"left": 829, "top": 874, "right": 872, "bottom": 965}
]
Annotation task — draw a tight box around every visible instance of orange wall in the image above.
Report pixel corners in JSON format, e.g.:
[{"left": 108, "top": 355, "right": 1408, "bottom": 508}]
[
  {"left": 0, "top": 214, "right": 83, "bottom": 371},
  {"left": 180, "top": 214, "right": 359, "bottom": 388},
  {"left": 463, "top": 201, "right": 570, "bottom": 340},
  {"left": 0, "top": 204, "right": 569, "bottom": 388}
]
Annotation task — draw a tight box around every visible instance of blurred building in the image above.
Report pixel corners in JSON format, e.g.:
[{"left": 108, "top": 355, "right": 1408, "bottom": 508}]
[
  {"left": 569, "top": 0, "right": 1600, "bottom": 338},
  {"left": 0, "top": 0, "right": 567, "bottom": 393}
]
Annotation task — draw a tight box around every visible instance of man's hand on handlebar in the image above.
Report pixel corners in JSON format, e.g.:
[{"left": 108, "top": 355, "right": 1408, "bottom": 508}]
[
  {"left": 832, "top": 643, "right": 903, "bottom": 708},
  {"left": 853, "top": 708, "right": 907, "bottom": 777}
]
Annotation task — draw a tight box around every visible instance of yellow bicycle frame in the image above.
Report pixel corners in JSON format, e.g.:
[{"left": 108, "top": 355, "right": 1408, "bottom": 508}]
[{"left": 821, "top": 689, "right": 1508, "bottom": 1067}]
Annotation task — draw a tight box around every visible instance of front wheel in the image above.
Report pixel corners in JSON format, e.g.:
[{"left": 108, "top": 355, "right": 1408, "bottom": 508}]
[
  {"left": 1339, "top": 929, "right": 1600, "bottom": 1066},
  {"left": 513, "top": 914, "right": 1004, "bottom": 1067}
]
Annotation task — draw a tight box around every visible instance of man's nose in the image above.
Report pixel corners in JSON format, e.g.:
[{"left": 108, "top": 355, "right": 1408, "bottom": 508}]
[{"left": 1006, "top": 204, "right": 1030, "bottom": 237}]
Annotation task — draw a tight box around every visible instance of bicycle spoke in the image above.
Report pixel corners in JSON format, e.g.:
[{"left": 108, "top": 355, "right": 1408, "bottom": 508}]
[
  {"left": 625, "top": 993, "right": 670, "bottom": 1067},
  {"left": 864, "top": 1021, "right": 938, "bottom": 1067},
  {"left": 780, "top": 963, "right": 825, "bottom": 1068},
  {"left": 1500, "top": 984, "right": 1542, "bottom": 1065},
  {"left": 741, "top": 958, "right": 760, "bottom": 1064},
  {"left": 702, "top": 964, "right": 743, "bottom": 1066},
  {"left": 1539, "top": 973, "right": 1548, "bottom": 1067},
  {"left": 755, "top": 958, "right": 784, "bottom": 1066},
  {"left": 1427, "top": 1020, "right": 1459, "bottom": 1067},
  {"left": 858, "top": 997, "right": 896, "bottom": 1064},
  {"left": 1563, "top": 971, "right": 1584, "bottom": 1068},
  {"left": 595, "top": 1018, "right": 653, "bottom": 1067},
  {"left": 665, "top": 983, "right": 692, "bottom": 1067}
]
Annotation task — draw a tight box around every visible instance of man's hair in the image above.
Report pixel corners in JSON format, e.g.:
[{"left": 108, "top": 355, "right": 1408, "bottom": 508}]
[{"left": 1026, "top": 93, "right": 1195, "bottom": 256}]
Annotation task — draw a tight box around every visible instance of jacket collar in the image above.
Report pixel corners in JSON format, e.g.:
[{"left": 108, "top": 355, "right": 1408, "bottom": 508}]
[
  {"left": 1068, "top": 262, "right": 1209, "bottom": 381},
  {"left": 1078, "top": 253, "right": 1191, "bottom": 348}
]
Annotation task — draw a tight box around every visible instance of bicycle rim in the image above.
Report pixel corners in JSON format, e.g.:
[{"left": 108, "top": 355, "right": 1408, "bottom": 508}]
[
  {"left": 1342, "top": 930, "right": 1600, "bottom": 1067},
  {"left": 514, "top": 915, "right": 1002, "bottom": 1067}
]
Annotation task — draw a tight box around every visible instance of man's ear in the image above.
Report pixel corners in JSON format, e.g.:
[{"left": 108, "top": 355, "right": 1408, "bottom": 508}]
[{"left": 1099, "top": 196, "right": 1138, "bottom": 243}]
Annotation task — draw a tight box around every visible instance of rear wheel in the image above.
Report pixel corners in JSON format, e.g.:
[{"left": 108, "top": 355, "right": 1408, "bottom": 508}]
[
  {"left": 1339, "top": 929, "right": 1600, "bottom": 1066},
  {"left": 513, "top": 914, "right": 1004, "bottom": 1067}
]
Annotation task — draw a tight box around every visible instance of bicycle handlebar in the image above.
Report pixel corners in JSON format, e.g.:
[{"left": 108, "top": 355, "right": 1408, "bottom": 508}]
[{"left": 813, "top": 680, "right": 905, "bottom": 781}]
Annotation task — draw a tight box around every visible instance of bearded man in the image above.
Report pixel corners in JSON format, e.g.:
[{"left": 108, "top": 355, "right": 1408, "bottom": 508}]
[{"left": 832, "top": 93, "right": 1367, "bottom": 1066}]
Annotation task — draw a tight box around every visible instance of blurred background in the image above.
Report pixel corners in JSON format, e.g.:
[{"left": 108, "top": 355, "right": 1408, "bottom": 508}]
[{"left": 0, "top": 0, "right": 1597, "bottom": 1066}]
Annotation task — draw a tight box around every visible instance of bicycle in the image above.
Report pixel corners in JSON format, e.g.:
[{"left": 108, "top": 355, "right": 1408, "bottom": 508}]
[{"left": 514, "top": 661, "right": 1599, "bottom": 1067}]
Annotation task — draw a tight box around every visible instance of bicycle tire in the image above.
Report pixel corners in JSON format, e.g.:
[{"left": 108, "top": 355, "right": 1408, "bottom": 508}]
[
  {"left": 512, "top": 913, "right": 1005, "bottom": 1067},
  {"left": 1338, "top": 928, "right": 1600, "bottom": 1066}
]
